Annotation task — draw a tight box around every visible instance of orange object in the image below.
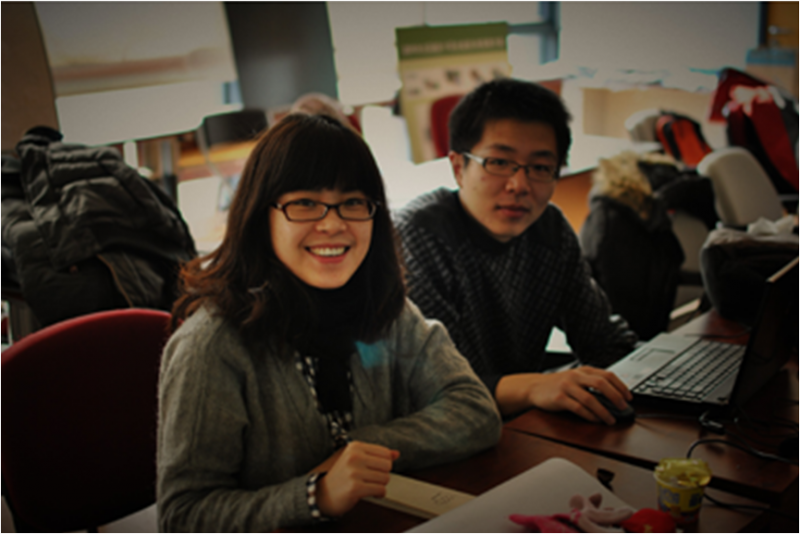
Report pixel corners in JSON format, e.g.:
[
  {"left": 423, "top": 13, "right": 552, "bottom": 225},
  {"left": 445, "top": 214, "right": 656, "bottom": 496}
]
[{"left": 655, "top": 113, "right": 712, "bottom": 168}]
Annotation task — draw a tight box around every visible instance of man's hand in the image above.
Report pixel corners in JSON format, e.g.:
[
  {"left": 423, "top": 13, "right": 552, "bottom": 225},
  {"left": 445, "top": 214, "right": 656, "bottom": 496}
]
[
  {"left": 495, "top": 366, "right": 632, "bottom": 424},
  {"left": 316, "top": 441, "right": 400, "bottom": 517}
]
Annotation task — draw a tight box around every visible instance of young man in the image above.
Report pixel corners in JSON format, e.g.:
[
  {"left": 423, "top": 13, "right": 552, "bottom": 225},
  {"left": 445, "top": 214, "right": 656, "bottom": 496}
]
[{"left": 395, "top": 79, "right": 638, "bottom": 424}]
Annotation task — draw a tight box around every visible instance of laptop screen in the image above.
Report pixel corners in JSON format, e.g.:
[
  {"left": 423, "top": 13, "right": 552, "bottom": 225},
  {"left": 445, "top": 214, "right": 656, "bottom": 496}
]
[{"left": 730, "top": 256, "right": 799, "bottom": 408}]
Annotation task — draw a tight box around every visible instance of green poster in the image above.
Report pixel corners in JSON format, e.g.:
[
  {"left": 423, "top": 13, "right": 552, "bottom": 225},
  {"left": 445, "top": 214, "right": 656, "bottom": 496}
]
[{"left": 396, "top": 23, "right": 510, "bottom": 163}]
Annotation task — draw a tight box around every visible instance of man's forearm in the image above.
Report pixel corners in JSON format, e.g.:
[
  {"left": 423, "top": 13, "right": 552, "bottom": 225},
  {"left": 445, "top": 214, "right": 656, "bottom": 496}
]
[{"left": 493, "top": 373, "right": 544, "bottom": 416}]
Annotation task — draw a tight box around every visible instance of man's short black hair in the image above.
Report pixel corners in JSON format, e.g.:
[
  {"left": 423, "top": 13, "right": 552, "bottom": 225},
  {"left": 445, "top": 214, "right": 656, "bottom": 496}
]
[{"left": 448, "top": 78, "right": 572, "bottom": 171}]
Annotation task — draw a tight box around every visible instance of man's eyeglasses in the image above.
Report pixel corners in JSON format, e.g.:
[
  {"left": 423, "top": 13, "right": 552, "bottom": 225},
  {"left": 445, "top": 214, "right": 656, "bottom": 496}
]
[
  {"left": 463, "top": 153, "right": 558, "bottom": 183},
  {"left": 272, "top": 198, "right": 379, "bottom": 222}
]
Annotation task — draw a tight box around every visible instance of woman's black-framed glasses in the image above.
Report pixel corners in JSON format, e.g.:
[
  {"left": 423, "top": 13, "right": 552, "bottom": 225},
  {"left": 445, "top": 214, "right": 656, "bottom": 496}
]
[
  {"left": 272, "top": 198, "right": 379, "bottom": 222},
  {"left": 463, "top": 152, "right": 558, "bottom": 183}
]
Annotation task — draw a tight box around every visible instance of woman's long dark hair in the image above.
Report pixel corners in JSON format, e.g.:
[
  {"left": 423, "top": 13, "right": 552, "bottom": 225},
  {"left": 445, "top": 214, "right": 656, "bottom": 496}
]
[{"left": 171, "top": 114, "right": 406, "bottom": 351}]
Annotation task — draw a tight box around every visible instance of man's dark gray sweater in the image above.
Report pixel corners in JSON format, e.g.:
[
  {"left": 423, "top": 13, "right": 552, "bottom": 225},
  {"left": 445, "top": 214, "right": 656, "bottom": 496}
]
[{"left": 395, "top": 188, "right": 637, "bottom": 396}]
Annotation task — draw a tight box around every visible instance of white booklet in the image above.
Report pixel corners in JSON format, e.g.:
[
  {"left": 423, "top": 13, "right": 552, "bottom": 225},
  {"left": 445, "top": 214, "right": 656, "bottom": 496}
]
[
  {"left": 404, "top": 457, "right": 634, "bottom": 532},
  {"left": 364, "top": 473, "right": 476, "bottom": 519}
]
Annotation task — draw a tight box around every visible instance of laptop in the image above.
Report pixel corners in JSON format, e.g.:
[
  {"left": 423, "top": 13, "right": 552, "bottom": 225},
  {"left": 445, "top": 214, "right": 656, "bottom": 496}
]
[{"left": 607, "top": 256, "right": 798, "bottom": 412}]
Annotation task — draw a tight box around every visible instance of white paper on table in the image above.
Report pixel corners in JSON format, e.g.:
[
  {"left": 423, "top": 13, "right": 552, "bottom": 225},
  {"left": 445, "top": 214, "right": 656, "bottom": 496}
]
[{"left": 407, "top": 457, "right": 634, "bottom": 533}]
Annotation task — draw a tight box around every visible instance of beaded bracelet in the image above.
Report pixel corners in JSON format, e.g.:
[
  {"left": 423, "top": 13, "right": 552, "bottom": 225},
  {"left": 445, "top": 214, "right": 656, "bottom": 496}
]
[{"left": 306, "top": 472, "right": 332, "bottom": 522}]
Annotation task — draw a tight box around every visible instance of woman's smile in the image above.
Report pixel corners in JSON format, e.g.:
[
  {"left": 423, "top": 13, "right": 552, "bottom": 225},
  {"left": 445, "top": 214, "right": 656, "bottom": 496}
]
[{"left": 307, "top": 245, "right": 350, "bottom": 262}]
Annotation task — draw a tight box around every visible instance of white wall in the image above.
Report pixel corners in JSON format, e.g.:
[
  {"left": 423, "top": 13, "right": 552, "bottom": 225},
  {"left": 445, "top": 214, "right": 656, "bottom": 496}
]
[
  {"left": 560, "top": 2, "right": 760, "bottom": 72},
  {"left": 327, "top": 2, "right": 424, "bottom": 105}
]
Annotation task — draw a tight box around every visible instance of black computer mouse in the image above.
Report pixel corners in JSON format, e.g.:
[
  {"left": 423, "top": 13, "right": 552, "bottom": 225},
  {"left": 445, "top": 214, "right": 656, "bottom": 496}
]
[{"left": 590, "top": 391, "right": 636, "bottom": 424}]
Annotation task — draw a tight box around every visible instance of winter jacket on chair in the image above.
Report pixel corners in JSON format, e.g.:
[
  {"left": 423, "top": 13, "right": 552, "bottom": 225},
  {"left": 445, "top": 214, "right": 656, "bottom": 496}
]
[
  {"left": 1, "top": 126, "right": 197, "bottom": 328},
  {"left": 580, "top": 152, "right": 685, "bottom": 341}
]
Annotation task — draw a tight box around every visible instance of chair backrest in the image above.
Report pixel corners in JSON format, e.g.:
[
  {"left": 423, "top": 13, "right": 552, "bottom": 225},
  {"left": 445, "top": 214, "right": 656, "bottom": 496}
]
[
  {"left": 697, "top": 147, "right": 784, "bottom": 227},
  {"left": 1, "top": 308, "right": 172, "bottom": 532},
  {"left": 430, "top": 94, "right": 464, "bottom": 159},
  {"left": 199, "top": 108, "right": 268, "bottom": 149},
  {"left": 670, "top": 209, "right": 709, "bottom": 279},
  {"left": 625, "top": 108, "right": 661, "bottom": 142}
]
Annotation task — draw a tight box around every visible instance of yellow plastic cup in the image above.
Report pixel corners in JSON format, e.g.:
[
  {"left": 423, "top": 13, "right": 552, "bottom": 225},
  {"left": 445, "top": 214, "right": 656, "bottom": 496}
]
[{"left": 654, "top": 458, "right": 712, "bottom": 526}]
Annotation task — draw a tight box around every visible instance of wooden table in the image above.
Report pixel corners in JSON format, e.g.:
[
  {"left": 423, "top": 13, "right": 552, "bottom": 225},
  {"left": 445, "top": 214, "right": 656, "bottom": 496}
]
[{"left": 299, "top": 429, "right": 765, "bottom": 533}]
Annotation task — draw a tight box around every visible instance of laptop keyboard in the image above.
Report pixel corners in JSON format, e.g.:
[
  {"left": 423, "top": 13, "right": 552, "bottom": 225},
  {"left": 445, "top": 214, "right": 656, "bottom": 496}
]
[{"left": 633, "top": 340, "right": 746, "bottom": 401}]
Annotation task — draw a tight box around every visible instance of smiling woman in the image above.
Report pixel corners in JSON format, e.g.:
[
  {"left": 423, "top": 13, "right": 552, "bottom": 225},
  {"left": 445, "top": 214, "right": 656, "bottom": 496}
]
[
  {"left": 157, "top": 113, "right": 502, "bottom": 532},
  {"left": 171, "top": 113, "right": 402, "bottom": 346}
]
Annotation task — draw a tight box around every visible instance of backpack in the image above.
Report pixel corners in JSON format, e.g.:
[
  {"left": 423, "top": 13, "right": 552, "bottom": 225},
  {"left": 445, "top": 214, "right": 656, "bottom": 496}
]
[
  {"left": 710, "top": 68, "right": 799, "bottom": 196},
  {"left": 655, "top": 112, "right": 712, "bottom": 168}
]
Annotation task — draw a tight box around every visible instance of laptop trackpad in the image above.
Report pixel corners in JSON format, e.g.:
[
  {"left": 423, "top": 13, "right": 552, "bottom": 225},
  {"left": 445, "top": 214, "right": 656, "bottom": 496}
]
[{"left": 607, "top": 334, "right": 697, "bottom": 388}]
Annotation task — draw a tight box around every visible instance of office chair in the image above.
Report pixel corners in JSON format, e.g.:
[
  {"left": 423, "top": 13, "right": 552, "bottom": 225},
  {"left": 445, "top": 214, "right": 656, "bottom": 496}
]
[
  {"left": 697, "top": 147, "right": 784, "bottom": 228},
  {"left": 196, "top": 108, "right": 268, "bottom": 179},
  {"left": 198, "top": 108, "right": 268, "bottom": 150},
  {"left": 1, "top": 308, "right": 172, "bottom": 532},
  {"left": 430, "top": 94, "right": 464, "bottom": 159},
  {"left": 669, "top": 209, "right": 709, "bottom": 311},
  {"left": 196, "top": 108, "right": 268, "bottom": 211}
]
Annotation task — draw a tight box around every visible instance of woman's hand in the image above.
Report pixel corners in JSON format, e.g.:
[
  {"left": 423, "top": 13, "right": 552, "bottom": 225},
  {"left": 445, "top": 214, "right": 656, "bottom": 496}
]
[
  {"left": 315, "top": 441, "right": 400, "bottom": 517},
  {"left": 309, "top": 447, "right": 345, "bottom": 475}
]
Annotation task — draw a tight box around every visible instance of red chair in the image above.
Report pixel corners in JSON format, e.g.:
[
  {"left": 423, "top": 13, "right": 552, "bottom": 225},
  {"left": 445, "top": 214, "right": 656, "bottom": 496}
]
[
  {"left": 1, "top": 308, "right": 172, "bottom": 532},
  {"left": 430, "top": 94, "right": 464, "bottom": 159}
]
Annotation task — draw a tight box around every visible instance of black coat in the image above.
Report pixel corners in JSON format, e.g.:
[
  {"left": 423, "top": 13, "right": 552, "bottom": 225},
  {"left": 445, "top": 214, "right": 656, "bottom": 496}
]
[
  {"left": 580, "top": 195, "right": 684, "bottom": 341},
  {"left": 1, "top": 127, "right": 196, "bottom": 327}
]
